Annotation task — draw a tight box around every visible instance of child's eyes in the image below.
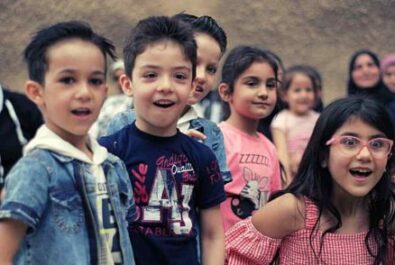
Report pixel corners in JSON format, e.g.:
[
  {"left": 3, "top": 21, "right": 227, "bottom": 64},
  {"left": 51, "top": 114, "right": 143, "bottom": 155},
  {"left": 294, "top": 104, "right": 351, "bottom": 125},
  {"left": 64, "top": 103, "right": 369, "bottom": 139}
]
[
  {"left": 245, "top": 79, "right": 258, "bottom": 87},
  {"left": 143, "top": 72, "right": 157, "bottom": 79},
  {"left": 266, "top": 80, "right": 277, "bottom": 89},
  {"left": 303, "top": 87, "right": 314, "bottom": 93},
  {"left": 174, "top": 72, "right": 189, "bottom": 80},
  {"left": 90, "top": 78, "right": 104, "bottom": 86},
  {"left": 206, "top": 65, "right": 217, "bottom": 75},
  {"left": 59, "top": 77, "right": 75, "bottom": 85},
  {"left": 340, "top": 137, "right": 359, "bottom": 147},
  {"left": 293, "top": 87, "right": 302, "bottom": 93}
]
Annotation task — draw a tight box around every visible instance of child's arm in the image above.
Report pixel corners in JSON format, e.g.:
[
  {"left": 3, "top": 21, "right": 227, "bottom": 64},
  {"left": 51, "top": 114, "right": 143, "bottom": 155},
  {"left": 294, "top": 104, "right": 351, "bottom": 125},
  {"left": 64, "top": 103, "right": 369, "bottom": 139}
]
[
  {"left": 271, "top": 128, "right": 291, "bottom": 185},
  {"left": 200, "top": 205, "right": 224, "bottom": 265},
  {"left": 0, "top": 219, "right": 27, "bottom": 264},
  {"left": 225, "top": 193, "right": 304, "bottom": 264}
]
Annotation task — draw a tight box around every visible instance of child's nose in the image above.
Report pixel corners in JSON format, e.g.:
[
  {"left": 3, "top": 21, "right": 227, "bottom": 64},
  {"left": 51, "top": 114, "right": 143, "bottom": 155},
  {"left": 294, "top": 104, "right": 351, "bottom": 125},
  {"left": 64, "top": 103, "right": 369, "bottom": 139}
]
[
  {"left": 355, "top": 145, "right": 372, "bottom": 160},
  {"left": 257, "top": 85, "right": 268, "bottom": 98},
  {"left": 195, "top": 66, "right": 207, "bottom": 84},
  {"left": 76, "top": 82, "right": 92, "bottom": 100},
  {"left": 157, "top": 76, "right": 173, "bottom": 93}
]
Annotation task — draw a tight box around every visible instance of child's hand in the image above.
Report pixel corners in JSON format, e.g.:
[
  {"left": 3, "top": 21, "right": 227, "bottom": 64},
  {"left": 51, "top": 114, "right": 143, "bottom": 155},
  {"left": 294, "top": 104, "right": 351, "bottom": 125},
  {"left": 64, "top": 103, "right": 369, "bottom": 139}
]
[{"left": 185, "top": 129, "right": 207, "bottom": 142}]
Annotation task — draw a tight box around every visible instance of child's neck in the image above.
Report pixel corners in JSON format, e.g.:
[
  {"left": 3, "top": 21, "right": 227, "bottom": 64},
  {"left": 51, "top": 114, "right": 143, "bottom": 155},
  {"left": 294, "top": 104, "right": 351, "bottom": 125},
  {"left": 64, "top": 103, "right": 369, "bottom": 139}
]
[
  {"left": 225, "top": 115, "right": 259, "bottom": 136},
  {"left": 332, "top": 194, "right": 367, "bottom": 217},
  {"left": 321, "top": 191, "right": 369, "bottom": 233},
  {"left": 66, "top": 134, "right": 93, "bottom": 160},
  {"left": 135, "top": 119, "right": 178, "bottom": 137}
]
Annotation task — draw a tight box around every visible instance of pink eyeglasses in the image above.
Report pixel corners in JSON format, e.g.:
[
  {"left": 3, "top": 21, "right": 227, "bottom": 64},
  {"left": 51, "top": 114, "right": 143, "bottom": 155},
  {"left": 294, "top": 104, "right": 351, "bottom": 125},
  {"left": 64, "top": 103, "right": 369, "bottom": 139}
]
[{"left": 326, "top": 135, "right": 393, "bottom": 159}]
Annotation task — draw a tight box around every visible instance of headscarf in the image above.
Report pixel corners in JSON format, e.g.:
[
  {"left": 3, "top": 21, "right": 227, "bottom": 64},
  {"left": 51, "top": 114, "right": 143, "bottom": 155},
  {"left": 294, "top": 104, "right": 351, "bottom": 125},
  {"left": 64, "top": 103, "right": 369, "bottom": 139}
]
[
  {"left": 347, "top": 49, "right": 394, "bottom": 105},
  {"left": 381, "top": 53, "right": 395, "bottom": 72}
]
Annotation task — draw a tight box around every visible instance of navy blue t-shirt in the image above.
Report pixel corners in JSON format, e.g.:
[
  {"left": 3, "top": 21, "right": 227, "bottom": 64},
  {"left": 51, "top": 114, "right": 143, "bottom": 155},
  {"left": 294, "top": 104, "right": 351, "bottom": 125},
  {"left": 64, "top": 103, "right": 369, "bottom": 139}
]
[{"left": 99, "top": 123, "right": 226, "bottom": 265}]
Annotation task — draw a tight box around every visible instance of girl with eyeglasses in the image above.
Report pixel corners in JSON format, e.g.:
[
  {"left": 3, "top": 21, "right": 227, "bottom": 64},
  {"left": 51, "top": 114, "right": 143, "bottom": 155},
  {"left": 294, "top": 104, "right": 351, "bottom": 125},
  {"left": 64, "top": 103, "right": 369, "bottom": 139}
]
[{"left": 225, "top": 96, "right": 395, "bottom": 264}]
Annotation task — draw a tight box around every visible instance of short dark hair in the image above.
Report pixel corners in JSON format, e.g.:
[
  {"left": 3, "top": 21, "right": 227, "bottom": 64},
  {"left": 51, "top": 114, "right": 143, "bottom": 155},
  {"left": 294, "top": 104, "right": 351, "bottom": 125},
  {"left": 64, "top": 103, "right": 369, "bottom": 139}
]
[
  {"left": 173, "top": 12, "right": 227, "bottom": 54},
  {"left": 24, "top": 20, "right": 116, "bottom": 85},
  {"left": 123, "top": 16, "right": 197, "bottom": 79}
]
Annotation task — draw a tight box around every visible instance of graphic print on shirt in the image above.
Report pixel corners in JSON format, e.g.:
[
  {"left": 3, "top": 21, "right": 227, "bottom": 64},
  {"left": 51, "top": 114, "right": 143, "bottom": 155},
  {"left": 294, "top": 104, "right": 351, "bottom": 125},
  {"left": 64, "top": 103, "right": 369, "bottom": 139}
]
[
  {"left": 131, "top": 154, "right": 196, "bottom": 237},
  {"left": 96, "top": 180, "right": 122, "bottom": 265},
  {"left": 231, "top": 153, "right": 270, "bottom": 219}
]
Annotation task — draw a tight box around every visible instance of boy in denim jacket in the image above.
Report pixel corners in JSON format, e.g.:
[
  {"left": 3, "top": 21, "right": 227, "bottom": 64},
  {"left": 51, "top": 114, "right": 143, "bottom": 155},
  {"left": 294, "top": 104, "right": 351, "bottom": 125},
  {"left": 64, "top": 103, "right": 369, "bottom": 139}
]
[
  {"left": 99, "top": 16, "right": 226, "bottom": 265},
  {"left": 0, "top": 21, "right": 136, "bottom": 265}
]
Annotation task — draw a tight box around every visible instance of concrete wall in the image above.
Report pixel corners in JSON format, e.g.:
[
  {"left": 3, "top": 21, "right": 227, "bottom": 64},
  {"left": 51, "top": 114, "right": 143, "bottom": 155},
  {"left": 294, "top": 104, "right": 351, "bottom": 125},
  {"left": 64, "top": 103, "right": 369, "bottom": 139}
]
[{"left": 1, "top": 0, "right": 394, "bottom": 104}]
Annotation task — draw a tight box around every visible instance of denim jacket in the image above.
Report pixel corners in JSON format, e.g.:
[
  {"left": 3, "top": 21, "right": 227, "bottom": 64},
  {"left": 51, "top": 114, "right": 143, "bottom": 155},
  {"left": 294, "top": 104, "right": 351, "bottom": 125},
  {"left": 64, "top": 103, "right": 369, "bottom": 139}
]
[
  {"left": 0, "top": 149, "right": 136, "bottom": 265},
  {"left": 105, "top": 108, "right": 232, "bottom": 183}
]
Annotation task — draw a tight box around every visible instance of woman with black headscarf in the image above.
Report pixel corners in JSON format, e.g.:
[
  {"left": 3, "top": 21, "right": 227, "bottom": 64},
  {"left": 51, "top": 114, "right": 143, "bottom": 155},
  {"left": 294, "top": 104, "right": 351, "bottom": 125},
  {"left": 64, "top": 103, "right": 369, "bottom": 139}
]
[{"left": 347, "top": 49, "right": 394, "bottom": 105}]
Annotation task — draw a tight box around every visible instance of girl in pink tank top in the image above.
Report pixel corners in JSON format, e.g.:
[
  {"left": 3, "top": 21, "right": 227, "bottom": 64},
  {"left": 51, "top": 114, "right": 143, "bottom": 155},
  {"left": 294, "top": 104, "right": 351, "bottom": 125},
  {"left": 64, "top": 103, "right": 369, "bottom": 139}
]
[{"left": 225, "top": 96, "right": 395, "bottom": 264}]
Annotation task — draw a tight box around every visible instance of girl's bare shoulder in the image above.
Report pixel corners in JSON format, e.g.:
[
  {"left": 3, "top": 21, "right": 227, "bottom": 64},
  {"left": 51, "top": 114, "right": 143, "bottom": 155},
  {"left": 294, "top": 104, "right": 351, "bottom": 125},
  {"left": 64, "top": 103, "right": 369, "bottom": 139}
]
[{"left": 252, "top": 193, "right": 305, "bottom": 239}]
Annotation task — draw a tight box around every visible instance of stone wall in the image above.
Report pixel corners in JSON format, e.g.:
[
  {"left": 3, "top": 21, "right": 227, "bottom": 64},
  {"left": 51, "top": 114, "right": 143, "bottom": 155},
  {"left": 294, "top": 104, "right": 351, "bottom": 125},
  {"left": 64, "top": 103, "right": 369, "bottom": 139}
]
[{"left": 1, "top": 0, "right": 394, "bottom": 104}]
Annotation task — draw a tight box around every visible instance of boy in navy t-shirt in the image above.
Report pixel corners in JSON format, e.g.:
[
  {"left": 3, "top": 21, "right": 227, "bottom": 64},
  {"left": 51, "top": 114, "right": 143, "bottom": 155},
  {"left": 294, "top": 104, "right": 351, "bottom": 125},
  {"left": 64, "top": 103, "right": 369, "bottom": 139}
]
[{"left": 99, "top": 16, "right": 226, "bottom": 265}]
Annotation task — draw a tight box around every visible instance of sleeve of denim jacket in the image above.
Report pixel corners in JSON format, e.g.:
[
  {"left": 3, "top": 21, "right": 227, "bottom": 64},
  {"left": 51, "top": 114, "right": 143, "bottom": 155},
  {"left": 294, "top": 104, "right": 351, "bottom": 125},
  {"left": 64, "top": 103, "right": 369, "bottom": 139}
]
[
  {"left": 117, "top": 158, "right": 137, "bottom": 224},
  {"left": 0, "top": 155, "right": 49, "bottom": 231},
  {"left": 104, "top": 109, "right": 136, "bottom": 136},
  {"left": 209, "top": 124, "right": 232, "bottom": 184}
]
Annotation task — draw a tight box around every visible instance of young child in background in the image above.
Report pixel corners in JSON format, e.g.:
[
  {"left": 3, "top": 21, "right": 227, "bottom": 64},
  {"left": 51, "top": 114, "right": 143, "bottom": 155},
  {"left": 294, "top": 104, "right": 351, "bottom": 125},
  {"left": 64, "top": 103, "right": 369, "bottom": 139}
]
[
  {"left": 105, "top": 13, "right": 232, "bottom": 184},
  {"left": 0, "top": 21, "right": 136, "bottom": 265},
  {"left": 218, "top": 46, "right": 282, "bottom": 232},
  {"left": 99, "top": 16, "right": 226, "bottom": 265},
  {"left": 226, "top": 96, "right": 395, "bottom": 264},
  {"left": 271, "top": 65, "right": 320, "bottom": 184}
]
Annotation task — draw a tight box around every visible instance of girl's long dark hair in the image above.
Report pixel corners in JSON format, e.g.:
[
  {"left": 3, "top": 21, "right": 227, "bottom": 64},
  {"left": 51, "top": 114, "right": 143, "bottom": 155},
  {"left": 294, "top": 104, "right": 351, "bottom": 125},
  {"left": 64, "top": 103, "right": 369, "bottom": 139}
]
[{"left": 271, "top": 96, "right": 395, "bottom": 264}]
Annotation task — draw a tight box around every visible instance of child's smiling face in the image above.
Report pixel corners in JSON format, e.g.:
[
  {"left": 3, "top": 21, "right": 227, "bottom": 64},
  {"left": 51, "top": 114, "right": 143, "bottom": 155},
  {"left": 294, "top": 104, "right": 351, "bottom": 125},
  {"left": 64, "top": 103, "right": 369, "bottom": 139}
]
[
  {"left": 126, "top": 40, "right": 193, "bottom": 136},
  {"left": 327, "top": 117, "right": 390, "bottom": 199},
  {"left": 284, "top": 73, "right": 316, "bottom": 116}
]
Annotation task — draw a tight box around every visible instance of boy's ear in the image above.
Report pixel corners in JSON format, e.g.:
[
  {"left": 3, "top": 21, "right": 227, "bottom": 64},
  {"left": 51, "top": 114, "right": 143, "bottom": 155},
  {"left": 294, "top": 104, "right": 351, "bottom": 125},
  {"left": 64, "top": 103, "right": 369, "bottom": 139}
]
[
  {"left": 218, "top": 83, "right": 232, "bottom": 102},
  {"left": 25, "top": 80, "right": 45, "bottom": 106},
  {"left": 120, "top": 74, "right": 133, "bottom": 97}
]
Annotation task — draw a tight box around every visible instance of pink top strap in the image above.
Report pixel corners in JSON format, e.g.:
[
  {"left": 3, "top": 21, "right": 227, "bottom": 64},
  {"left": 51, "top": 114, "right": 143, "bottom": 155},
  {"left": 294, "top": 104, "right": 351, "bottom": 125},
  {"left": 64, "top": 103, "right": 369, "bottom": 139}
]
[{"left": 304, "top": 197, "right": 319, "bottom": 230}]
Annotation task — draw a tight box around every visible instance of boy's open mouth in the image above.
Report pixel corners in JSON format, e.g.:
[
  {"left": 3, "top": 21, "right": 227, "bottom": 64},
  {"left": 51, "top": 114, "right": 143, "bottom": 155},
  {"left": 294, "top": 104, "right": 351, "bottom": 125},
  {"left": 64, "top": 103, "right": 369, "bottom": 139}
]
[
  {"left": 153, "top": 100, "right": 175, "bottom": 108},
  {"left": 71, "top": 108, "right": 92, "bottom": 116}
]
